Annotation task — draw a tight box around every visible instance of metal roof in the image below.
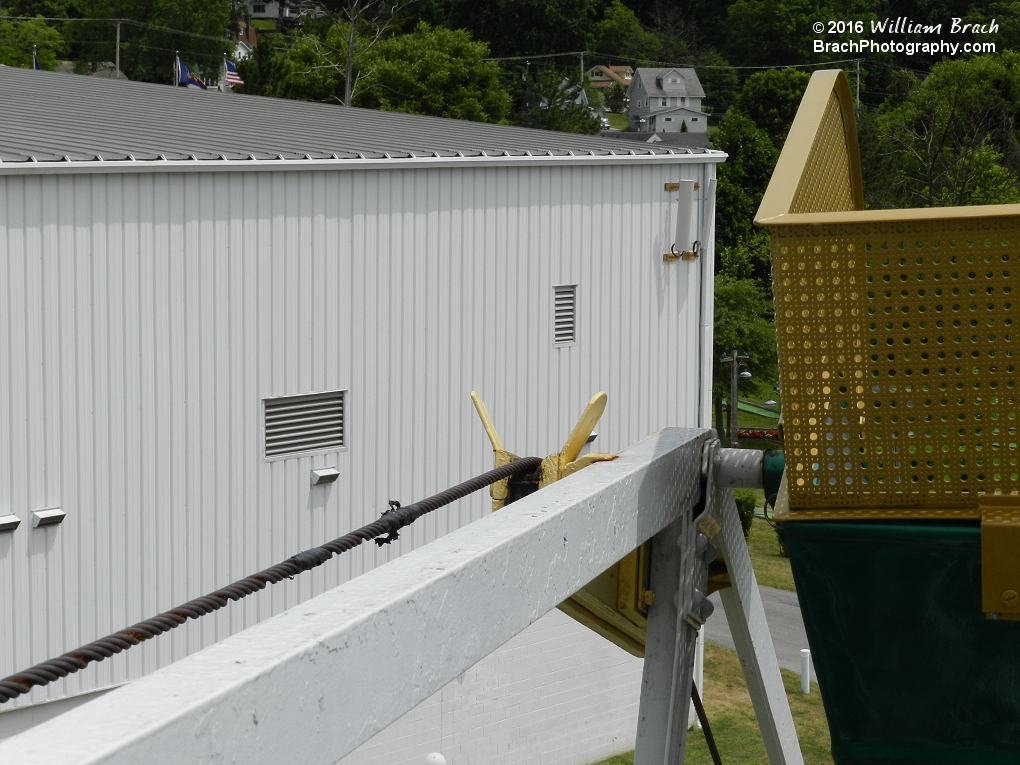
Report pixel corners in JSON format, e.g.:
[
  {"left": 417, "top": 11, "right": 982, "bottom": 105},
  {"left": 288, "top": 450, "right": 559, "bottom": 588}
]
[
  {"left": 629, "top": 68, "right": 705, "bottom": 99},
  {"left": 0, "top": 65, "right": 712, "bottom": 165}
]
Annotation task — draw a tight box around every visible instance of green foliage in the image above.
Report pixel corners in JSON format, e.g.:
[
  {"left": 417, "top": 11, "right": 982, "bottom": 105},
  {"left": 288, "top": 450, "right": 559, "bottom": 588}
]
[
  {"left": 724, "top": 0, "right": 876, "bottom": 67},
  {"left": 604, "top": 82, "right": 626, "bottom": 113},
  {"left": 236, "top": 36, "right": 296, "bottom": 97},
  {"left": 962, "top": 2, "right": 1020, "bottom": 54},
  {"left": 867, "top": 53, "right": 1020, "bottom": 208},
  {"left": 711, "top": 110, "right": 778, "bottom": 249},
  {"left": 447, "top": 0, "right": 605, "bottom": 57},
  {"left": 724, "top": 0, "right": 822, "bottom": 67},
  {"left": 72, "top": 0, "right": 233, "bottom": 83},
  {"left": 0, "top": 13, "right": 66, "bottom": 69},
  {"left": 358, "top": 23, "right": 510, "bottom": 122},
  {"left": 733, "top": 68, "right": 809, "bottom": 148},
  {"left": 512, "top": 67, "right": 600, "bottom": 134},
  {"left": 713, "top": 274, "right": 777, "bottom": 400},
  {"left": 717, "top": 231, "right": 772, "bottom": 282},
  {"left": 592, "top": 0, "right": 659, "bottom": 60},
  {"left": 693, "top": 49, "right": 739, "bottom": 114},
  {"left": 733, "top": 489, "right": 757, "bottom": 539}
]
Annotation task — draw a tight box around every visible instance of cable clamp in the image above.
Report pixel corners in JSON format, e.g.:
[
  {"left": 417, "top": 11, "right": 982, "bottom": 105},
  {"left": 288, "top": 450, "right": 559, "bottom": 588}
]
[{"left": 375, "top": 500, "right": 403, "bottom": 546}]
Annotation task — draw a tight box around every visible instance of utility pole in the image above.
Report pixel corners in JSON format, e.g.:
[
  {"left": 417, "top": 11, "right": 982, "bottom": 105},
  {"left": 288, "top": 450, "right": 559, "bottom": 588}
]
[
  {"left": 855, "top": 59, "right": 860, "bottom": 111},
  {"left": 115, "top": 21, "right": 121, "bottom": 78},
  {"left": 719, "top": 350, "right": 749, "bottom": 447}
]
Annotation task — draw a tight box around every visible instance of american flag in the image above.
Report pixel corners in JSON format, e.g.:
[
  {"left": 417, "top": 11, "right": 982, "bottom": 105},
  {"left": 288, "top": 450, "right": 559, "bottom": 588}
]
[{"left": 225, "top": 60, "right": 244, "bottom": 87}]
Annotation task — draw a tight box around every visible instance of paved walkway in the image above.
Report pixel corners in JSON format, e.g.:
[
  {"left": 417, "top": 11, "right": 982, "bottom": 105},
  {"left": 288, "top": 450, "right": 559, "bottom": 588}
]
[{"left": 705, "top": 585, "right": 816, "bottom": 678}]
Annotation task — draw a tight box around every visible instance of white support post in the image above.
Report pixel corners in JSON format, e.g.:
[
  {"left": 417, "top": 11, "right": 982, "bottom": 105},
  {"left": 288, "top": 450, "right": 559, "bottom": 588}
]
[
  {"left": 710, "top": 480, "right": 804, "bottom": 765},
  {"left": 634, "top": 447, "right": 714, "bottom": 765},
  {"left": 633, "top": 515, "right": 696, "bottom": 765},
  {"left": 637, "top": 438, "right": 803, "bottom": 765},
  {"left": 0, "top": 429, "right": 710, "bottom": 765}
]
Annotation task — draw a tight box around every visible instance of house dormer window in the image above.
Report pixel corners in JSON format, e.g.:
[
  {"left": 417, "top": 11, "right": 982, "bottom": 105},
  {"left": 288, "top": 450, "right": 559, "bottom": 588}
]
[{"left": 661, "top": 98, "right": 667, "bottom": 106}]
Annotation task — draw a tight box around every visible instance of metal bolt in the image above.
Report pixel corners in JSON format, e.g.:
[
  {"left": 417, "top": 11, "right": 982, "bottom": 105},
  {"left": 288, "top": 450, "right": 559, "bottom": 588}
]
[
  {"left": 694, "top": 532, "right": 718, "bottom": 565},
  {"left": 1000, "top": 590, "right": 1020, "bottom": 608}
]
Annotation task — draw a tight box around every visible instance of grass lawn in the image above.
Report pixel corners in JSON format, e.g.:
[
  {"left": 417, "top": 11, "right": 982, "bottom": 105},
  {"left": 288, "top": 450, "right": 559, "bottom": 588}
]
[
  {"left": 592, "top": 643, "right": 832, "bottom": 765},
  {"left": 747, "top": 517, "right": 795, "bottom": 591},
  {"left": 606, "top": 113, "right": 629, "bottom": 130}
]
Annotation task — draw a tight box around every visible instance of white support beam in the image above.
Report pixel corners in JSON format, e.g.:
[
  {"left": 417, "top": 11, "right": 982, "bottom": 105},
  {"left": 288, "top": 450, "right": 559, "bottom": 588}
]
[
  {"left": 0, "top": 428, "right": 710, "bottom": 765},
  {"left": 709, "top": 482, "right": 804, "bottom": 765}
]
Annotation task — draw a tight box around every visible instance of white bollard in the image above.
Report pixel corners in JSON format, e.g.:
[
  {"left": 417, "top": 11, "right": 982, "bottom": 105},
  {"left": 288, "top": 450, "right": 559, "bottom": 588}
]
[
  {"left": 800, "top": 648, "right": 811, "bottom": 694},
  {"left": 424, "top": 754, "right": 447, "bottom": 765}
]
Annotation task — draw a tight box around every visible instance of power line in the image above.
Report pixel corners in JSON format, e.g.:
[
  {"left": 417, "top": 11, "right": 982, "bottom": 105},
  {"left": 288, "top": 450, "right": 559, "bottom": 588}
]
[
  {"left": 485, "top": 49, "right": 866, "bottom": 70},
  {"left": 0, "top": 456, "right": 543, "bottom": 705}
]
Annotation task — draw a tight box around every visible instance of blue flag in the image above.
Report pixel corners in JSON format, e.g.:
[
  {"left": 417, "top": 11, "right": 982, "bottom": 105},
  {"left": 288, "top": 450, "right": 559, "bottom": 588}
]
[
  {"left": 32, "top": 47, "right": 40, "bottom": 71},
  {"left": 175, "top": 56, "right": 207, "bottom": 89}
]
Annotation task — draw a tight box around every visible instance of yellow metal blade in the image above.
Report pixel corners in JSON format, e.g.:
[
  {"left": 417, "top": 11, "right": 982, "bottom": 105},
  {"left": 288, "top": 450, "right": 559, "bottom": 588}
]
[
  {"left": 470, "top": 391, "right": 504, "bottom": 452},
  {"left": 559, "top": 392, "right": 607, "bottom": 471}
]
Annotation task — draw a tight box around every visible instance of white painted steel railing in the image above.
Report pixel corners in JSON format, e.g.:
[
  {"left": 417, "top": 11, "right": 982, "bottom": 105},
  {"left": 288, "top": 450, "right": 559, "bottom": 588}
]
[{"left": 0, "top": 428, "right": 802, "bottom": 765}]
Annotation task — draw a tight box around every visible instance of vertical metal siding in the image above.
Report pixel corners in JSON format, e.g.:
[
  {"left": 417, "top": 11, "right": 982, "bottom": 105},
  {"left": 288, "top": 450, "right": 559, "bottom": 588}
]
[{"left": 0, "top": 158, "right": 713, "bottom": 714}]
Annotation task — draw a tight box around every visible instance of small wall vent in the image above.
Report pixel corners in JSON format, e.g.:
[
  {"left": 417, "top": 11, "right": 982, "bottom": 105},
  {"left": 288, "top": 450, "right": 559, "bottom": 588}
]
[
  {"left": 265, "top": 390, "right": 346, "bottom": 458},
  {"left": 554, "top": 285, "right": 577, "bottom": 345}
]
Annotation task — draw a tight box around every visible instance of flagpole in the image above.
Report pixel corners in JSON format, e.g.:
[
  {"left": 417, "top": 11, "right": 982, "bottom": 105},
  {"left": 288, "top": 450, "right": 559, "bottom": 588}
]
[{"left": 173, "top": 50, "right": 178, "bottom": 86}]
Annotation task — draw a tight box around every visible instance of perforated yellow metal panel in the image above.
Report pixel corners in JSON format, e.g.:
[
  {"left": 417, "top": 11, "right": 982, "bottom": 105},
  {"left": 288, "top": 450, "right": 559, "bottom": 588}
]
[
  {"left": 790, "top": 93, "right": 855, "bottom": 215},
  {"left": 772, "top": 221, "right": 1019, "bottom": 509}
]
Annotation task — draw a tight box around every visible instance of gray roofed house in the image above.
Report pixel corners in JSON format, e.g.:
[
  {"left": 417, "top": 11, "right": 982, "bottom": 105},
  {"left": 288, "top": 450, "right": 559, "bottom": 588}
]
[
  {"left": 0, "top": 65, "right": 707, "bottom": 164},
  {"left": 627, "top": 67, "right": 707, "bottom": 135}
]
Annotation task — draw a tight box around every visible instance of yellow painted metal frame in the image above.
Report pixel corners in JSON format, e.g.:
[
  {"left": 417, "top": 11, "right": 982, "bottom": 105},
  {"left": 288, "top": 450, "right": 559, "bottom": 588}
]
[
  {"left": 470, "top": 392, "right": 659, "bottom": 655},
  {"left": 760, "top": 70, "right": 1020, "bottom": 618},
  {"left": 756, "top": 70, "right": 1020, "bottom": 514}
]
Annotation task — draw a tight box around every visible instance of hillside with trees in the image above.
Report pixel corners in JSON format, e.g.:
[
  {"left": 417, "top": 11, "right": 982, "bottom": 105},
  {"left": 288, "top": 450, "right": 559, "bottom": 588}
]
[{"left": 1, "top": 0, "right": 1016, "bottom": 402}]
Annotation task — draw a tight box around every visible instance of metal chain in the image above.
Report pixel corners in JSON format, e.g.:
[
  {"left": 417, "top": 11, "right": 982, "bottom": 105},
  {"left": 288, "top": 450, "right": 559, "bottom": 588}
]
[{"left": 0, "top": 457, "right": 543, "bottom": 704}]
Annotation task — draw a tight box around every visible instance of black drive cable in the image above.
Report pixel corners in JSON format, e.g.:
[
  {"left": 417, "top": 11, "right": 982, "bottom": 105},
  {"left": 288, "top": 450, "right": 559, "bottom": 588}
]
[
  {"left": 691, "top": 680, "right": 723, "bottom": 765},
  {"left": 0, "top": 457, "right": 543, "bottom": 704}
]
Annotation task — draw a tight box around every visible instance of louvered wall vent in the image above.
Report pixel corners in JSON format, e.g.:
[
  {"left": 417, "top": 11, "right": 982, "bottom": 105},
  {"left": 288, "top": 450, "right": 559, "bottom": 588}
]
[
  {"left": 265, "top": 390, "right": 346, "bottom": 458},
  {"left": 554, "top": 285, "right": 577, "bottom": 345}
]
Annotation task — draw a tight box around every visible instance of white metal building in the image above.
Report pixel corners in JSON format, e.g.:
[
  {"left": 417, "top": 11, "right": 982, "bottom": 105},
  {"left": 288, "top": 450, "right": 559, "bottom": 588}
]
[{"left": 0, "top": 67, "right": 722, "bottom": 763}]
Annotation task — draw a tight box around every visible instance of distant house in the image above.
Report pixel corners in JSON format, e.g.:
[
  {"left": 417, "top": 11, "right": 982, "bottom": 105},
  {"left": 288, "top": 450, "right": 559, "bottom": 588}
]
[
  {"left": 247, "top": 0, "right": 281, "bottom": 18},
  {"left": 584, "top": 65, "right": 633, "bottom": 91},
  {"left": 627, "top": 67, "right": 707, "bottom": 134}
]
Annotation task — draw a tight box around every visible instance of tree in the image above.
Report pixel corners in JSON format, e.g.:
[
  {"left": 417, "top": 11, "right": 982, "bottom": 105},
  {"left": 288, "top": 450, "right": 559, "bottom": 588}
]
[
  {"left": 0, "top": 13, "right": 66, "bottom": 69},
  {"left": 72, "top": 0, "right": 233, "bottom": 83},
  {"left": 446, "top": 0, "right": 605, "bottom": 57},
  {"left": 512, "top": 66, "right": 600, "bottom": 134},
  {"left": 357, "top": 23, "right": 510, "bottom": 122},
  {"left": 733, "top": 68, "right": 809, "bottom": 149},
  {"left": 713, "top": 274, "right": 778, "bottom": 424},
  {"left": 306, "top": 0, "right": 410, "bottom": 106},
  {"left": 724, "top": 0, "right": 822, "bottom": 67},
  {"left": 237, "top": 34, "right": 303, "bottom": 98},
  {"left": 710, "top": 110, "right": 778, "bottom": 250},
  {"left": 724, "top": 0, "right": 875, "bottom": 67},
  {"left": 592, "top": 0, "right": 659, "bottom": 61},
  {"left": 871, "top": 54, "right": 1020, "bottom": 207},
  {"left": 604, "top": 82, "right": 626, "bottom": 113}
]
